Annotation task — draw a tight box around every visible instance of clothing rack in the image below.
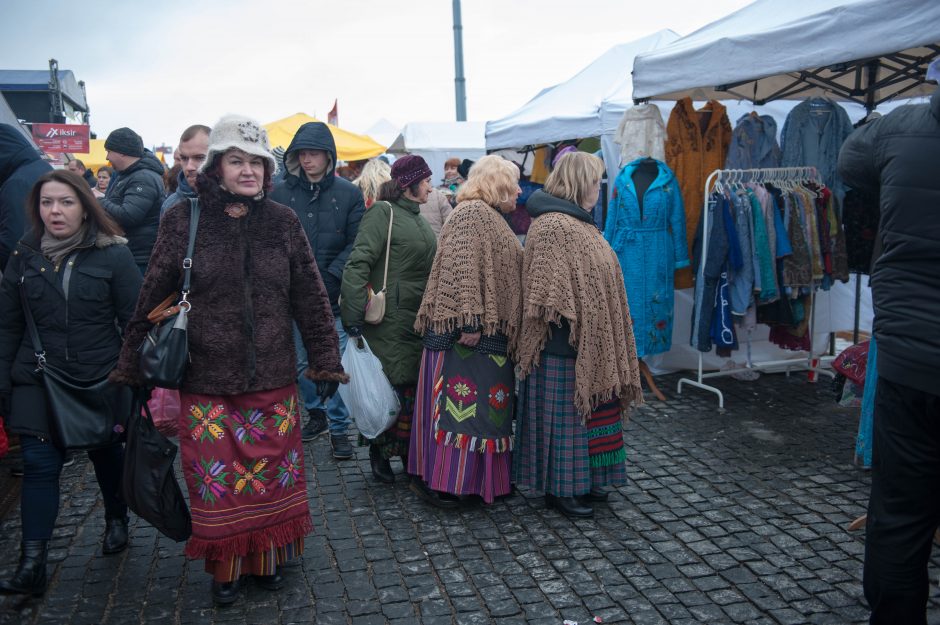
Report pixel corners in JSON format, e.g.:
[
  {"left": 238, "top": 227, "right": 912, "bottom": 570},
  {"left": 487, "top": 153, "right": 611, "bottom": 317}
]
[{"left": 677, "top": 167, "right": 835, "bottom": 408}]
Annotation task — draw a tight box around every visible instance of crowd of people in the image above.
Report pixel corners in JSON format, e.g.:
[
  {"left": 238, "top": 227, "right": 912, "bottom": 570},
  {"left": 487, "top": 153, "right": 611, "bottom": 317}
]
[
  {"left": 0, "top": 79, "right": 937, "bottom": 622},
  {"left": 0, "top": 114, "right": 641, "bottom": 606}
]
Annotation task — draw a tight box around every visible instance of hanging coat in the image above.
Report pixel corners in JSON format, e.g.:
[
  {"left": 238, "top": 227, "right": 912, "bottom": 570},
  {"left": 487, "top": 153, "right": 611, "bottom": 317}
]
[
  {"left": 780, "top": 98, "right": 854, "bottom": 199},
  {"left": 665, "top": 98, "right": 732, "bottom": 289},
  {"left": 605, "top": 159, "right": 689, "bottom": 359},
  {"left": 615, "top": 103, "right": 667, "bottom": 167}
]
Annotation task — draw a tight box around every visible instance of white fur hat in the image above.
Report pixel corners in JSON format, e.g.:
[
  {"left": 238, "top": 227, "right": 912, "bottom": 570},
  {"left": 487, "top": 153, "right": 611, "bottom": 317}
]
[{"left": 200, "top": 114, "right": 277, "bottom": 174}]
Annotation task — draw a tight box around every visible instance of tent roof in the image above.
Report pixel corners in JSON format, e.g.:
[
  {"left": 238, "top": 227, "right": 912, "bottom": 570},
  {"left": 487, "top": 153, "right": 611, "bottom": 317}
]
[
  {"left": 0, "top": 92, "right": 36, "bottom": 147},
  {"left": 70, "top": 139, "right": 109, "bottom": 173},
  {"left": 363, "top": 118, "right": 401, "bottom": 150},
  {"left": 632, "top": 0, "right": 940, "bottom": 107},
  {"left": 485, "top": 30, "right": 679, "bottom": 150},
  {"left": 0, "top": 69, "right": 88, "bottom": 110},
  {"left": 264, "top": 113, "right": 386, "bottom": 161},
  {"left": 389, "top": 121, "right": 486, "bottom": 154}
]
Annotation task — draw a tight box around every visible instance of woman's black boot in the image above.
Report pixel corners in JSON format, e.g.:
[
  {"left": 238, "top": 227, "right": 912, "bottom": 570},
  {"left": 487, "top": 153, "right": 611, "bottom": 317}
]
[
  {"left": 545, "top": 494, "right": 594, "bottom": 518},
  {"left": 102, "top": 516, "right": 129, "bottom": 554},
  {"left": 0, "top": 540, "right": 48, "bottom": 596},
  {"left": 369, "top": 445, "right": 394, "bottom": 483}
]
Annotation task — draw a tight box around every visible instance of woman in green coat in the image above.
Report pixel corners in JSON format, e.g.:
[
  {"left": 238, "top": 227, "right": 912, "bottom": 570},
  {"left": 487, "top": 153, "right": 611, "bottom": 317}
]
[{"left": 340, "top": 155, "right": 437, "bottom": 483}]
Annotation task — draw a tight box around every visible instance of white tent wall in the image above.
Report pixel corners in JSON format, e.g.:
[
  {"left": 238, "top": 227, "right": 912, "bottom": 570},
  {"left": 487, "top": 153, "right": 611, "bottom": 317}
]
[{"left": 390, "top": 121, "right": 486, "bottom": 185}]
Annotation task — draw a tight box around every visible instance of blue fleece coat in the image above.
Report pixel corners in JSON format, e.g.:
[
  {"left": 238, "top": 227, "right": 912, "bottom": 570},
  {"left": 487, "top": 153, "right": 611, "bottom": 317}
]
[{"left": 605, "top": 159, "right": 689, "bottom": 358}]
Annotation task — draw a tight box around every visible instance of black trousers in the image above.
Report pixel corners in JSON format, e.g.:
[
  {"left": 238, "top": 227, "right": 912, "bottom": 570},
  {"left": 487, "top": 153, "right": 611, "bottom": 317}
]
[{"left": 864, "top": 377, "right": 940, "bottom": 625}]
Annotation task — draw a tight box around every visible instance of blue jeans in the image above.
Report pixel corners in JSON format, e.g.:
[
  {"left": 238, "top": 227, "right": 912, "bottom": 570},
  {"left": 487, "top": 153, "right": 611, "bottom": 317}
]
[
  {"left": 293, "top": 319, "right": 349, "bottom": 435},
  {"left": 20, "top": 435, "right": 126, "bottom": 541}
]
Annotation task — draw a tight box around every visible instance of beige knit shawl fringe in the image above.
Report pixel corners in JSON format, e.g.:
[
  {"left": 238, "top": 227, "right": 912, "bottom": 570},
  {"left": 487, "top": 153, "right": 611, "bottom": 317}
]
[
  {"left": 517, "top": 211, "right": 643, "bottom": 421},
  {"left": 415, "top": 199, "right": 524, "bottom": 353}
]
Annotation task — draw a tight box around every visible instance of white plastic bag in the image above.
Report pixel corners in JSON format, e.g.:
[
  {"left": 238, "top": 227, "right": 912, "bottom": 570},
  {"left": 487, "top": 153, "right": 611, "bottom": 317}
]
[{"left": 338, "top": 336, "right": 400, "bottom": 439}]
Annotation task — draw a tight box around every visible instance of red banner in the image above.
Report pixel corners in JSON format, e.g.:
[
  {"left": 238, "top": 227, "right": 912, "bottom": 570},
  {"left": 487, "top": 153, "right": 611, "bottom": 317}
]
[{"left": 32, "top": 123, "right": 90, "bottom": 153}]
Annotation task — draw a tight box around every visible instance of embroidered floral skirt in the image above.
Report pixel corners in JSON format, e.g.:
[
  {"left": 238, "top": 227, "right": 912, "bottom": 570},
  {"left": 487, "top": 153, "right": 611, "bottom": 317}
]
[
  {"left": 180, "top": 384, "right": 312, "bottom": 582},
  {"left": 359, "top": 385, "right": 415, "bottom": 459},
  {"left": 409, "top": 347, "right": 513, "bottom": 504},
  {"left": 513, "top": 353, "right": 626, "bottom": 497}
]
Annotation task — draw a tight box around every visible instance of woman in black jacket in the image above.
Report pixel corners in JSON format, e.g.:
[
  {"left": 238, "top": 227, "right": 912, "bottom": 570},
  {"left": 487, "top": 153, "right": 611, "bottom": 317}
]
[{"left": 0, "top": 170, "right": 142, "bottom": 596}]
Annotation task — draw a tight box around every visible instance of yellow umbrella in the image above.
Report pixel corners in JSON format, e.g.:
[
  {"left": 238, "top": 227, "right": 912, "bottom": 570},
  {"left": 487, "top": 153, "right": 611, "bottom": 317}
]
[
  {"left": 264, "top": 113, "right": 386, "bottom": 162},
  {"left": 70, "top": 139, "right": 110, "bottom": 173}
]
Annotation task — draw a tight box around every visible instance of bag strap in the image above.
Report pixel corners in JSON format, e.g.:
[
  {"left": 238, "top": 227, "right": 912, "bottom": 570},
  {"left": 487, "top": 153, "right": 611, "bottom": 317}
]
[
  {"left": 380, "top": 204, "right": 394, "bottom": 292},
  {"left": 17, "top": 277, "right": 46, "bottom": 369},
  {"left": 180, "top": 198, "right": 200, "bottom": 305}
]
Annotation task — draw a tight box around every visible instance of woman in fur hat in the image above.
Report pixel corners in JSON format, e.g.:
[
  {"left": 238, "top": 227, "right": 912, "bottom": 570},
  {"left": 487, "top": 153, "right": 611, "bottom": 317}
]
[
  {"left": 514, "top": 152, "right": 643, "bottom": 519},
  {"left": 112, "top": 115, "right": 347, "bottom": 606},
  {"left": 410, "top": 155, "right": 523, "bottom": 507},
  {"left": 0, "top": 170, "right": 142, "bottom": 596},
  {"left": 340, "top": 154, "right": 437, "bottom": 486}
]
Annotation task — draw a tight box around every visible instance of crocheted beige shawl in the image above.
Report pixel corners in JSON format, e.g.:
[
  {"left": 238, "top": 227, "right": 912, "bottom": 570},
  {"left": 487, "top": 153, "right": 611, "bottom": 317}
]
[
  {"left": 415, "top": 199, "right": 524, "bottom": 352},
  {"left": 517, "top": 211, "right": 643, "bottom": 420}
]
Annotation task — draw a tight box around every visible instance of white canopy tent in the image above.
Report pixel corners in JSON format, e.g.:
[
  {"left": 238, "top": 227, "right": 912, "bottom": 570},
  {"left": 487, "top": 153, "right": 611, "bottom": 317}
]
[
  {"left": 363, "top": 118, "right": 401, "bottom": 153},
  {"left": 388, "top": 121, "right": 486, "bottom": 186},
  {"left": 631, "top": 0, "right": 940, "bottom": 108},
  {"left": 485, "top": 29, "right": 680, "bottom": 151}
]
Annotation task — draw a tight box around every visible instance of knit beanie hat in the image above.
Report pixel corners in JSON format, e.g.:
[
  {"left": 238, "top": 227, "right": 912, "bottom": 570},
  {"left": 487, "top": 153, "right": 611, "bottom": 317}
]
[
  {"left": 200, "top": 114, "right": 277, "bottom": 174},
  {"left": 390, "top": 154, "right": 432, "bottom": 189},
  {"left": 104, "top": 127, "right": 144, "bottom": 158}
]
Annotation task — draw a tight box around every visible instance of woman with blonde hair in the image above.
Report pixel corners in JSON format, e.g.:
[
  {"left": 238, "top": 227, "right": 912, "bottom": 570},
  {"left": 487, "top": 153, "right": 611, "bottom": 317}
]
[
  {"left": 352, "top": 158, "right": 391, "bottom": 209},
  {"left": 410, "top": 155, "right": 523, "bottom": 506},
  {"left": 514, "top": 151, "right": 642, "bottom": 518}
]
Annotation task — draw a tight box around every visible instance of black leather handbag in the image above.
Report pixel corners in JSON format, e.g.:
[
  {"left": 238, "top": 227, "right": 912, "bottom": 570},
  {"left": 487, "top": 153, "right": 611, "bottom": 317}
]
[
  {"left": 18, "top": 275, "right": 132, "bottom": 450},
  {"left": 121, "top": 393, "right": 191, "bottom": 541},
  {"left": 139, "top": 198, "right": 200, "bottom": 389}
]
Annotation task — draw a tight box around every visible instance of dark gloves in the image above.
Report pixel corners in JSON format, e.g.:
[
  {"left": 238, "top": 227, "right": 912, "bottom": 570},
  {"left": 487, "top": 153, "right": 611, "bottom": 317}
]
[
  {"left": 322, "top": 272, "right": 341, "bottom": 305},
  {"left": 0, "top": 391, "right": 10, "bottom": 417},
  {"left": 316, "top": 380, "right": 339, "bottom": 402},
  {"left": 345, "top": 325, "right": 362, "bottom": 338}
]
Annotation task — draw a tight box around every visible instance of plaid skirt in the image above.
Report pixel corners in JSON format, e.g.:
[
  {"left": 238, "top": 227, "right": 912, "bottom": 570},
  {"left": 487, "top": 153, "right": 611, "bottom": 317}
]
[
  {"left": 409, "top": 348, "right": 512, "bottom": 503},
  {"left": 513, "top": 353, "right": 626, "bottom": 497},
  {"left": 179, "top": 384, "right": 311, "bottom": 580}
]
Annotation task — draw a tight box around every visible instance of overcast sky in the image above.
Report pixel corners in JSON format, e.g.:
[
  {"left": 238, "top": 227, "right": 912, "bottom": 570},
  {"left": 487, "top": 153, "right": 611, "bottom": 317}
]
[{"left": 2, "top": 0, "right": 754, "bottom": 148}]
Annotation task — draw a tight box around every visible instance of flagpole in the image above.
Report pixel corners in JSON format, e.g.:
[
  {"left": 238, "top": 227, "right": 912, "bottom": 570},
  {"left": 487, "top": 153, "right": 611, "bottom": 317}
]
[{"left": 452, "top": 0, "right": 467, "bottom": 121}]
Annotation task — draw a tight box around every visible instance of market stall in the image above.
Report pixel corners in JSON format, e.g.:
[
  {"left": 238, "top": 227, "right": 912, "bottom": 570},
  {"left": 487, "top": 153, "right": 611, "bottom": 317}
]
[
  {"left": 388, "top": 121, "right": 486, "bottom": 186},
  {"left": 264, "top": 113, "right": 386, "bottom": 162}
]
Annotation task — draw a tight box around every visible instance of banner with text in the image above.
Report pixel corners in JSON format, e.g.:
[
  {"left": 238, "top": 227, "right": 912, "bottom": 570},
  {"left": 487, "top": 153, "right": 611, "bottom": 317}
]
[{"left": 32, "top": 123, "right": 90, "bottom": 153}]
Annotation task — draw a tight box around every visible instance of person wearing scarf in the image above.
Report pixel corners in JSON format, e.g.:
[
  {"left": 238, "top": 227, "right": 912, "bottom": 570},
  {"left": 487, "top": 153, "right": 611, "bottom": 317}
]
[
  {"left": 0, "top": 170, "right": 141, "bottom": 596},
  {"left": 514, "top": 152, "right": 643, "bottom": 519},
  {"left": 410, "top": 156, "right": 524, "bottom": 507},
  {"left": 111, "top": 115, "right": 347, "bottom": 606}
]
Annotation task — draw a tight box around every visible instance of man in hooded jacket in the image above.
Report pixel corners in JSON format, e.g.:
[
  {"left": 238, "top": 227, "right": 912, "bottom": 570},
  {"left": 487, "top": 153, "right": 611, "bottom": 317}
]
[
  {"left": 270, "top": 121, "right": 365, "bottom": 459},
  {"left": 101, "top": 127, "right": 165, "bottom": 274},
  {"left": 0, "top": 125, "right": 52, "bottom": 272}
]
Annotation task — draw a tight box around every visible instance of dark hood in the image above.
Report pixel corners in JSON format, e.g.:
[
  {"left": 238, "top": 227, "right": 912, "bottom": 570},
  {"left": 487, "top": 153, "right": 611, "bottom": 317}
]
[
  {"left": 283, "top": 121, "right": 337, "bottom": 189},
  {"left": 123, "top": 149, "right": 166, "bottom": 177},
  {"left": 0, "top": 124, "right": 43, "bottom": 182},
  {"left": 525, "top": 189, "right": 594, "bottom": 224}
]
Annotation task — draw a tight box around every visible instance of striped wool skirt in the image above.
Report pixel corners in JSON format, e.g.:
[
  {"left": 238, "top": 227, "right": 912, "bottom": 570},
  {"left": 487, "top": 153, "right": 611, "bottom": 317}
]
[
  {"left": 513, "top": 353, "right": 626, "bottom": 497},
  {"left": 409, "top": 348, "right": 513, "bottom": 503}
]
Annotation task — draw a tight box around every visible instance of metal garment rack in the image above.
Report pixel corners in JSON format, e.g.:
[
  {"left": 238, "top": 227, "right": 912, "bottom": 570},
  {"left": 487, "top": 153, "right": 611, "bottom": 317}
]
[{"left": 677, "top": 167, "right": 835, "bottom": 408}]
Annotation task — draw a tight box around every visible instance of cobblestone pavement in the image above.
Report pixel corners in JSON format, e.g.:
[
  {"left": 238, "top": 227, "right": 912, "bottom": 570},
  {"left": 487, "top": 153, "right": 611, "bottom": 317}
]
[{"left": 1, "top": 372, "right": 938, "bottom": 625}]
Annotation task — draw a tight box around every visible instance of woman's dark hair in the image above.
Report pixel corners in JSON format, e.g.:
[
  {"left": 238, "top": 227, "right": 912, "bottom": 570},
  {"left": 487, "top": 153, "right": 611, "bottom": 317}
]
[
  {"left": 377, "top": 179, "right": 422, "bottom": 203},
  {"left": 97, "top": 165, "right": 114, "bottom": 177},
  {"left": 195, "top": 148, "right": 274, "bottom": 207},
  {"left": 28, "top": 170, "right": 123, "bottom": 237}
]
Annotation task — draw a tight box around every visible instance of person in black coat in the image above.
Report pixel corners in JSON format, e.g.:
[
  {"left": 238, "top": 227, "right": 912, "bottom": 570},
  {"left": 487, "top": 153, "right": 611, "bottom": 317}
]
[
  {"left": 100, "top": 127, "right": 165, "bottom": 274},
  {"left": 0, "top": 170, "right": 142, "bottom": 596},
  {"left": 0, "top": 124, "right": 52, "bottom": 272},
  {"left": 270, "top": 122, "right": 364, "bottom": 458},
  {"left": 837, "top": 81, "right": 940, "bottom": 625}
]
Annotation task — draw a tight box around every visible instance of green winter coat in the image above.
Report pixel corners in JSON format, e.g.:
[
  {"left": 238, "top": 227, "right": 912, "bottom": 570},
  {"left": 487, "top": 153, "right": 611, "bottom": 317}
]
[{"left": 340, "top": 197, "right": 437, "bottom": 385}]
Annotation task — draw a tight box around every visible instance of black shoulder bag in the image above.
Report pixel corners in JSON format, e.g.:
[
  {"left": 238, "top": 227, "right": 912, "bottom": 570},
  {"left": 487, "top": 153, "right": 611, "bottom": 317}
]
[
  {"left": 139, "top": 198, "right": 200, "bottom": 389},
  {"left": 18, "top": 260, "right": 133, "bottom": 450}
]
